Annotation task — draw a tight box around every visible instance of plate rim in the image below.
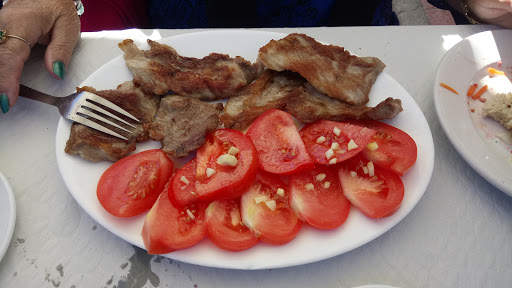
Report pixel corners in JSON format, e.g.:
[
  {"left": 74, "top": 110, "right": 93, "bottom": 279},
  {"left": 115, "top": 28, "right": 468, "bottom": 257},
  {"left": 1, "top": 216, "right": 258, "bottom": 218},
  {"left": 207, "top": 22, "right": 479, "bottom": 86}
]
[
  {"left": 55, "top": 29, "right": 435, "bottom": 269},
  {"left": 433, "top": 29, "right": 512, "bottom": 196},
  {"left": 0, "top": 171, "right": 16, "bottom": 263}
]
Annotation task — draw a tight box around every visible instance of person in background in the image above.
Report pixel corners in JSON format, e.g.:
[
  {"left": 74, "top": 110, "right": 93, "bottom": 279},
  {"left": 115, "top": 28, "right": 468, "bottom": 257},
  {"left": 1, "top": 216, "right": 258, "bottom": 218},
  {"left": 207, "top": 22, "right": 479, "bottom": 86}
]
[
  {"left": 428, "top": 0, "right": 511, "bottom": 28},
  {"left": 0, "top": 0, "right": 509, "bottom": 114},
  {"left": 144, "top": 0, "right": 398, "bottom": 28}
]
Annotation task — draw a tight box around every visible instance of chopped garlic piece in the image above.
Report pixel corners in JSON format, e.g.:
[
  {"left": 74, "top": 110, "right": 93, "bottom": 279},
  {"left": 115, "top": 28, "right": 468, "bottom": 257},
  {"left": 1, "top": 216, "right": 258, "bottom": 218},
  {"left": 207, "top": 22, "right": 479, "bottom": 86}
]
[
  {"left": 230, "top": 209, "right": 240, "bottom": 227},
  {"left": 329, "top": 158, "right": 337, "bottom": 164},
  {"left": 333, "top": 127, "right": 341, "bottom": 136},
  {"left": 255, "top": 195, "right": 268, "bottom": 204},
  {"left": 186, "top": 209, "right": 196, "bottom": 220},
  {"left": 190, "top": 191, "right": 196, "bottom": 196},
  {"left": 180, "top": 176, "right": 189, "bottom": 185},
  {"left": 265, "top": 200, "right": 277, "bottom": 211},
  {"left": 331, "top": 142, "right": 340, "bottom": 150},
  {"left": 362, "top": 166, "right": 369, "bottom": 174},
  {"left": 276, "top": 188, "right": 285, "bottom": 197},
  {"left": 217, "top": 154, "right": 238, "bottom": 167},
  {"left": 323, "top": 181, "right": 331, "bottom": 189},
  {"left": 367, "top": 161, "right": 375, "bottom": 177},
  {"left": 367, "top": 141, "right": 379, "bottom": 151},
  {"left": 347, "top": 139, "right": 358, "bottom": 151},
  {"left": 325, "top": 148, "right": 335, "bottom": 159},
  {"left": 305, "top": 183, "right": 314, "bottom": 190},
  {"left": 315, "top": 173, "right": 327, "bottom": 181},
  {"left": 350, "top": 171, "right": 357, "bottom": 177},
  {"left": 316, "top": 136, "right": 326, "bottom": 144},
  {"left": 206, "top": 168, "right": 216, "bottom": 178},
  {"left": 228, "top": 146, "right": 240, "bottom": 155}
]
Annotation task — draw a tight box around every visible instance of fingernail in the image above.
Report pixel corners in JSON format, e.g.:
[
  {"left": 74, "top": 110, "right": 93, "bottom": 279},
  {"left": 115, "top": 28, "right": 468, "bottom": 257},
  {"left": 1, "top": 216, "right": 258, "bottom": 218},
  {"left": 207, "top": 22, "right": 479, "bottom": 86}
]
[
  {"left": 0, "top": 93, "right": 9, "bottom": 113},
  {"left": 53, "top": 60, "right": 65, "bottom": 80}
]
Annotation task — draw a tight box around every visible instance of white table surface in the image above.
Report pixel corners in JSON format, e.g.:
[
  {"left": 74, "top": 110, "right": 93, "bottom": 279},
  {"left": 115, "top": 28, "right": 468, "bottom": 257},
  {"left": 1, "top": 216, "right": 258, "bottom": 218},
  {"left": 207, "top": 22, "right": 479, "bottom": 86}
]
[{"left": 1, "top": 26, "right": 511, "bottom": 288}]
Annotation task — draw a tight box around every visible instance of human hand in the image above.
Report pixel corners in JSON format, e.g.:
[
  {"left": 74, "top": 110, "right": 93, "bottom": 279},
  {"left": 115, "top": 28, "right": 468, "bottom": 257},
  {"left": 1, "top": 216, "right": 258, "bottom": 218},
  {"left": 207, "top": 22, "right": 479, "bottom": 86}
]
[
  {"left": 0, "top": 0, "right": 80, "bottom": 113},
  {"left": 468, "top": 0, "right": 512, "bottom": 28}
]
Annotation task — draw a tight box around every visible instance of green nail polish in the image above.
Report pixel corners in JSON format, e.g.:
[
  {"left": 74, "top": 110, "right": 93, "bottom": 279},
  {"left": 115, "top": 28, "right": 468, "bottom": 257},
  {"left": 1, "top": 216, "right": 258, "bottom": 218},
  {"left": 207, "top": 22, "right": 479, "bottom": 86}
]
[
  {"left": 53, "top": 60, "right": 65, "bottom": 80},
  {"left": 0, "top": 93, "right": 9, "bottom": 113}
]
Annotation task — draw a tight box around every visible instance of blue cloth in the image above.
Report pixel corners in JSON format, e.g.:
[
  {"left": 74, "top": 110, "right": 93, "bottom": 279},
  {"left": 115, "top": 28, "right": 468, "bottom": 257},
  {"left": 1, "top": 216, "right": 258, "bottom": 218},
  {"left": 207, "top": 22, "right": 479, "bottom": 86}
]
[{"left": 147, "top": 0, "right": 399, "bottom": 28}]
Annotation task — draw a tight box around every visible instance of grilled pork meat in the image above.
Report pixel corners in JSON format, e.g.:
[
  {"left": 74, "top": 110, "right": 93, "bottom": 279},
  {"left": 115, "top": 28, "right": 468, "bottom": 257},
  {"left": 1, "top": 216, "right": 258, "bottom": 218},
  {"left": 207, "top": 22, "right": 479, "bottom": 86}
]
[
  {"left": 119, "top": 39, "right": 263, "bottom": 100},
  {"left": 285, "top": 83, "right": 403, "bottom": 123},
  {"left": 221, "top": 70, "right": 305, "bottom": 130},
  {"left": 148, "top": 95, "right": 223, "bottom": 158},
  {"left": 64, "top": 81, "right": 160, "bottom": 162},
  {"left": 258, "top": 33, "right": 385, "bottom": 106},
  {"left": 220, "top": 71, "right": 402, "bottom": 130}
]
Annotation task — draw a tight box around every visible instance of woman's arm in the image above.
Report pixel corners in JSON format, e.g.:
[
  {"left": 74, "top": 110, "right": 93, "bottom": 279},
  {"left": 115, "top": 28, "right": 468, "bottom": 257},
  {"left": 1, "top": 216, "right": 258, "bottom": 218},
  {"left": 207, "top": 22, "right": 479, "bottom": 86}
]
[{"left": 444, "top": 0, "right": 512, "bottom": 28}]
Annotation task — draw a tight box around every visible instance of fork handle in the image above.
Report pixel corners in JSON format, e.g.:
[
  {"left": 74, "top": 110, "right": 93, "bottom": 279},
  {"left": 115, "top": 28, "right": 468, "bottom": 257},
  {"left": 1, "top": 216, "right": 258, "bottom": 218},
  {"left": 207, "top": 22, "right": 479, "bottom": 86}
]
[{"left": 19, "top": 85, "right": 59, "bottom": 106}]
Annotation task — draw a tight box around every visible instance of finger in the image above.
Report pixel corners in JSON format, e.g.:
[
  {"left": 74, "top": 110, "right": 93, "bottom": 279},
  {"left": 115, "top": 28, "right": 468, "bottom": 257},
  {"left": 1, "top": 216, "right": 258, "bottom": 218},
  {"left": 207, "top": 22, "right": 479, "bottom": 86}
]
[
  {"left": 0, "top": 32, "right": 32, "bottom": 111},
  {"left": 44, "top": 13, "right": 80, "bottom": 80}
]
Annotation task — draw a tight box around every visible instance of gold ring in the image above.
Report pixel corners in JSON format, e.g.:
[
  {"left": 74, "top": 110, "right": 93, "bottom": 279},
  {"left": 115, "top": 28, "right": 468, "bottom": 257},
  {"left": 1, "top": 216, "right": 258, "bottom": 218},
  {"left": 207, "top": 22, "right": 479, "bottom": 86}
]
[{"left": 0, "top": 29, "right": 31, "bottom": 48}]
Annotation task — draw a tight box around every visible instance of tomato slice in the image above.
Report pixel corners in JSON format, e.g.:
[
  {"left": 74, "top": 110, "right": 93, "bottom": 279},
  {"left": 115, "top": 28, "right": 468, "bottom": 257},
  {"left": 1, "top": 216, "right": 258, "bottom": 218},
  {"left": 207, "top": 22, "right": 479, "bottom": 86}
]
[
  {"left": 205, "top": 199, "right": 259, "bottom": 251},
  {"left": 240, "top": 171, "right": 303, "bottom": 245},
  {"left": 289, "top": 165, "right": 351, "bottom": 229},
  {"left": 338, "top": 154, "right": 404, "bottom": 219},
  {"left": 97, "top": 149, "right": 174, "bottom": 217},
  {"left": 168, "top": 159, "right": 199, "bottom": 208},
  {"left": 246, "top": 109, "right": 314, "bottom": 174},
  {"left": 300, "top": 120, "right": 376, "bottom": 165},
  {"left": 142, "top": 191, "right": 207, "bottom": 254},
  {"left": 195, "top": 129, "right": 259, "bottom": 202},
  {"left": 347, "top": 120, "right": 417, "bottom": 176}
]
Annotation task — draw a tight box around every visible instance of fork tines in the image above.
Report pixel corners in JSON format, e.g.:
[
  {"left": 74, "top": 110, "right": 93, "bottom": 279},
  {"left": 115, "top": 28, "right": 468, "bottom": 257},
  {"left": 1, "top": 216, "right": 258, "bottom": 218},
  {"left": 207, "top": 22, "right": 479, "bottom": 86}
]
[{"left": 71, "top": 92, "right": 140, "bottom": 140}]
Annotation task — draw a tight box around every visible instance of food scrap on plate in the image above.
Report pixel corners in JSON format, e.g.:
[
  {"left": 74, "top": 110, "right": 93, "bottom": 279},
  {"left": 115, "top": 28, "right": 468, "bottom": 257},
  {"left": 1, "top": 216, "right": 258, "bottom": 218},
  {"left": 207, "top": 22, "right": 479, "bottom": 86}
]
[{"left": 482, "top": 92, "right": 512, "bottom": 130}]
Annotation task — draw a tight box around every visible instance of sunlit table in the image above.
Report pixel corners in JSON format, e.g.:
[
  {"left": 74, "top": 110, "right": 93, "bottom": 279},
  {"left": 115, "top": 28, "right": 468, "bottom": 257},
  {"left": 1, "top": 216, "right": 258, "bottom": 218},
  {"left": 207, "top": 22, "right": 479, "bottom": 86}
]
[{"left": 1, "top": 25, "right": 511, "bottom": 288}]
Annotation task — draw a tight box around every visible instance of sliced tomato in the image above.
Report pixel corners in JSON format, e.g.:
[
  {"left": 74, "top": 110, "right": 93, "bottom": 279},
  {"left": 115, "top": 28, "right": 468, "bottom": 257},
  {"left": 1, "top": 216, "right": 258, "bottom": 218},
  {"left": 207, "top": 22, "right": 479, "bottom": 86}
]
[
  {"left": 338, "top": 154, "right": 404, "bottom": 219},
  {"left": 289, "top": 165, "right": 351, "bottom": 229},
  {"left": 246, "top": 109, "right": 314, "bottom": 174},
  {"left": 97, "top": 149, "right": 174, "bottom": 217},
  {"left": 205, "top": 199, "right": 259, "bottom": 252},
  {"left": 168, "top": 159, "right": 199, "bottom": 208},
  {"left": 300, "top": 120, "right": 376, "bottom": 165},
  {"left": 347, "top": 120, "right": 417, "bottom": 175},
  {"left": 195, "top": 129, "right": 259, "bottom": 202},
  {"left": 142, "top": 191, "right": 207, "bottom": 255},
  {"left": 240, "top": 171, "right": 303, "bottom": 245}
]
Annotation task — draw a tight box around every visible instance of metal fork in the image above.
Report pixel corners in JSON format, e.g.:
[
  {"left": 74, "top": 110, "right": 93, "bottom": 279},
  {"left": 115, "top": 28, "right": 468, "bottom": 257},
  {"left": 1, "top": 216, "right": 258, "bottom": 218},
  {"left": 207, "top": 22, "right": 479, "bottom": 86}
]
[{"left": 19, "top": 85, "right": 139, "bottom": 140}]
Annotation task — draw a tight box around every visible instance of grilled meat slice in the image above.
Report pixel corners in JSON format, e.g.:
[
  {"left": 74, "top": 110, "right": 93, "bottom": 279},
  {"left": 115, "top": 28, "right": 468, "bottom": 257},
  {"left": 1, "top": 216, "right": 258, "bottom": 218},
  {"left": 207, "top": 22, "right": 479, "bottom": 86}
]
[
  {"left": 221, "top": 71, "right": 402, "bottom": 130},
  {"left": 148, "top": 95, "right": 223, "bottom": 158},
  {"left": 285, "top": 83, "right": 403, "bottom": 123},
  {"left": 220, "top": 70, "right": 306, "bottom": 130},
  {"left": 119, "top": 39, "right": 263, "bottom": 100},
  {"left": 64, "top": 81, "right": 160, "bottom": 162},
  {"left": 258, "top": 33, "right": 385, "bottom": 105}
]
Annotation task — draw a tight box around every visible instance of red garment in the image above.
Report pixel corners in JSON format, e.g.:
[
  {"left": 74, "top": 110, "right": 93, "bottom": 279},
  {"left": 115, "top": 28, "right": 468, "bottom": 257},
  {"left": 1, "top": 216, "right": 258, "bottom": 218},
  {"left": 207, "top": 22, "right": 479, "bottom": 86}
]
[{"left": 80, "top": 0, "right": 150, "bottom": 32}]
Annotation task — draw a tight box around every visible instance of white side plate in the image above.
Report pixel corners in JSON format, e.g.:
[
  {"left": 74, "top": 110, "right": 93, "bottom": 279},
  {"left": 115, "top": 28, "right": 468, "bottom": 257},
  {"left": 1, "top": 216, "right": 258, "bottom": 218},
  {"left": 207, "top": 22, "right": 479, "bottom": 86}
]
[{"left": 434, "top": 29, "right": 512, "bottom": 196}]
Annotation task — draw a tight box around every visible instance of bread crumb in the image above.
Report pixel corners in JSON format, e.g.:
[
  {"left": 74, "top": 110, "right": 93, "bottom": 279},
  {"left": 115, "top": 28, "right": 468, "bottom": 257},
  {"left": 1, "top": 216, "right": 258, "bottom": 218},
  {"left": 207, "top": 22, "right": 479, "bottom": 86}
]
[{"left": 482, "top": 92, "right": 512, "bottom": 129}]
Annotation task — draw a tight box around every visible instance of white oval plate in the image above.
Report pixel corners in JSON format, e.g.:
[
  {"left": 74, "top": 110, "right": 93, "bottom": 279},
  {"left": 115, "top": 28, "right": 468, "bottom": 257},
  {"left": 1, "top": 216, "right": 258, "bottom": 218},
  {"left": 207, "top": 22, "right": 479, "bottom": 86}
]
[
  {"left": 56, "top": 30, "right": 434, "bottom": 269},
  {"left": 434, "top": 30, "right": 512, "bottom": 196},
  {"left": 0, "top": 171, "right": 16, "bottom": 262}
]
